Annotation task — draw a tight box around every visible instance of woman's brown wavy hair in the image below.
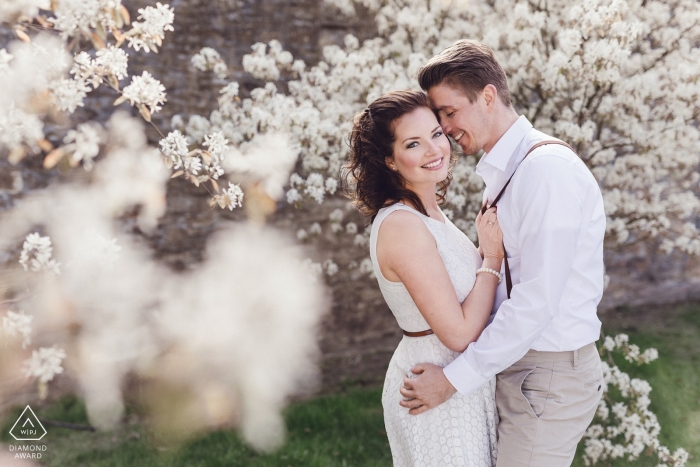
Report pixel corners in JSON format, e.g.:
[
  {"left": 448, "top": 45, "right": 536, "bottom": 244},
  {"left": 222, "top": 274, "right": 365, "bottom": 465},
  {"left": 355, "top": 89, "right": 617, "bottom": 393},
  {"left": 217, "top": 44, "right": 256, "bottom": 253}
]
[{"left": 343, "top": 90, "right": 457, "bottom": 222}]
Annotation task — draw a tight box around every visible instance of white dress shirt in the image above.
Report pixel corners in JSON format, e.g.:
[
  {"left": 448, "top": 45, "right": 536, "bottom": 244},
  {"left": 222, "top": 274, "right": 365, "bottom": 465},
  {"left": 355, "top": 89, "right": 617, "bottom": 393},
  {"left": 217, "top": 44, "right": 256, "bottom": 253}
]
[{"left": 443, "top": 115, "right": 606, "bottom": 396}]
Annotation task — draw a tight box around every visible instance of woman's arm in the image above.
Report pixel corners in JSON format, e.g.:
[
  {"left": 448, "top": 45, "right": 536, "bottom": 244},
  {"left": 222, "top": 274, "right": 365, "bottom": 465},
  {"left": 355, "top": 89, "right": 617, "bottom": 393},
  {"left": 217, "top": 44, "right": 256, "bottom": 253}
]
[{"left": 376, "top": 209, "right": 503, "bottom": 352}]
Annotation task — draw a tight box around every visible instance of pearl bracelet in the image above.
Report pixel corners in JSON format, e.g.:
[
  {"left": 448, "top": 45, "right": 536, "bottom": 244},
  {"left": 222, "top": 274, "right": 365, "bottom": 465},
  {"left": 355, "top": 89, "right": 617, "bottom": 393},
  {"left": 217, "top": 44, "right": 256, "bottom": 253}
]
[{"left": 476, "top": 267, "right": 502, "bottom": 283}]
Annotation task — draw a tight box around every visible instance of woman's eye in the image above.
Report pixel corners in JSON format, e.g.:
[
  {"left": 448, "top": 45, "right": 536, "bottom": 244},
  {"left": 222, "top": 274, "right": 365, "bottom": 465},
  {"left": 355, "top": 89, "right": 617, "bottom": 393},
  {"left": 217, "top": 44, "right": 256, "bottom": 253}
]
[
  {"left": 433, "top": 131, "right": 443, "bottom": 138},
  {"left": 407, "top": 141, "right": 418, "bottom": 149}
]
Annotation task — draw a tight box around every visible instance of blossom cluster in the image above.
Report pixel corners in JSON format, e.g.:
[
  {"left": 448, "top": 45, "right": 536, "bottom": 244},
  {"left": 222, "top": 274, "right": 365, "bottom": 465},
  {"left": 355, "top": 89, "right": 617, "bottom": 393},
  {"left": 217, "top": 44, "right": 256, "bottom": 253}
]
[
  {"left": 124, "top": 2, "right": 175, "bottom": 53},
  {"left": 18, "top": 232, "right": 60, "bottom": 275},
  {"left": 0, "top": 2, "right": 173, "bottom": 172},
  {"left": 191, "top": 47, "right": 228, "bottom": 79},
  {"left": 171, "top": 0, "right": 700, "bottom": 255},
  {"left": 582, "top": 334, "right": 689, "bottom": 466},
  {"left": 23, "top": 345, "right": 66, "bottom": 383},
  {"left": 2, "top": 309, "right": 33, "bottom": 349}
]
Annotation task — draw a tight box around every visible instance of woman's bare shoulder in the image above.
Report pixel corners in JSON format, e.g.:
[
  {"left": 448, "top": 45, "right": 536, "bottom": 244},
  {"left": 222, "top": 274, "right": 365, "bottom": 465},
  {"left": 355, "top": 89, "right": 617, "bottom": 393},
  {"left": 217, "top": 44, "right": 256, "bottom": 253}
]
[{"left": 378, "top": 209, "right": 434, "bottom": 247}]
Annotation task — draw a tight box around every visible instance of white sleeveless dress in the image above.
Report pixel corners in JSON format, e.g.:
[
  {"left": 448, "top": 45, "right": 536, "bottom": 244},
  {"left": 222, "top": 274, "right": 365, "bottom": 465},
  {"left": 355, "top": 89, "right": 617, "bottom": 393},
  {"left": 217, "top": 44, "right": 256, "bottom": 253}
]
[{"left": 370, "top": 203, "right": 498, "bottom": 467}]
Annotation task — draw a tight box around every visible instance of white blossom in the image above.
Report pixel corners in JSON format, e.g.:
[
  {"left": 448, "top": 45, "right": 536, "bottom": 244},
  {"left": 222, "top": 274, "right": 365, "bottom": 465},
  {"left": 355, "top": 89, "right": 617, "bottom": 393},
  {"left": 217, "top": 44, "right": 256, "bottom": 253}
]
[
  {"left": 582, "top": 334, "right": 685, "bottom": 466},
  {"left": 192, "top": 47, "right": 228, "bottom": 79},
  {"left": 64, "top": 122, "right": 104, "bottom": 171},
  {"left": 121, "top": 71, "right": 167, "bottom": 113},
  {"left": 308, "top": 222, "right": 322, "bottom": 236},
  {"left": 323, "top": 259, "right": 338, "bottom": 276},
  {"left": 159, "top": 130, "right": 192, "bottom": 171},
  {"left": 354, "top": 233, "right": 368, "bottom": 247},
  {"left": 358, "top": 257, "right": 374, "bottom": 277},
  {"left": 328, "top": 208, "right": 344, "bottom": 223},
  {"left": 0, "top": 48, "right": 13, "bottom": 73},
  {"left": 203, "top": 131, "right": 229, "bottom": 164},
  {"left": 127, "top": 2, "right": 175, "bottom": 53},
  {"left": 19, "top": 232, "right": 60, "bottom": 275},
  {"left": 50, "top": 77, "right": 90, "bottom": 113},
  {"left": 95, "top": 46, "right": 129, "bottom": 81},
  {"left": 23, "top": 345, "right": 66, "bottom": 383},
  {"left": 324, "top": 177, "right": 338, "bottom": 194},
  {"left": 345, "top": 222, "right": 358, "bottom": 234},
  {"left": 242, "top": 40, "right": 294, "bottom": 81},
  {"left": 0, "top": 0, "right": 50, "bottom": 23},
  {"left": 302, "top": 258, "right": 323, "bottom": 278},
  {"left": 286, "top": 188, "right": 301, "bottom": 204},
  {"left": 220, "top": 182, "right": 244, "bottom": 210},
  {"left": 49, "top": 0, "right": 119, "bottom": 38},
  {"left": 2, "top": 309, "right": 33, "bottom": 349},
  {"left": 0, "top": 103, "right": 44, "bottom": 151},
  {"left": 80, "top": 230, "right": 122, "bottom": 268}
]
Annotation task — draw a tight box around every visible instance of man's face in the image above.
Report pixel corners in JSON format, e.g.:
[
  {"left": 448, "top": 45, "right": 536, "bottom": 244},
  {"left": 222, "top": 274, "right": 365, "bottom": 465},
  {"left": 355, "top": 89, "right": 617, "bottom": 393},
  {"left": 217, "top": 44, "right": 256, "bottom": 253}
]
[{"left": 427, "top": 83, "right": 489, "bottom": 156}]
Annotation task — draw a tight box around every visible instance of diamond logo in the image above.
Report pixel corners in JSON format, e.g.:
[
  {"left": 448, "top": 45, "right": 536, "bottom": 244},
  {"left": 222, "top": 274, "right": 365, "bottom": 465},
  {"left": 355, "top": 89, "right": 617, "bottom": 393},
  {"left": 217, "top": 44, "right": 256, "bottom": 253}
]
[{"left": 9, "top": 405, "right": 47, "bottom": 441}]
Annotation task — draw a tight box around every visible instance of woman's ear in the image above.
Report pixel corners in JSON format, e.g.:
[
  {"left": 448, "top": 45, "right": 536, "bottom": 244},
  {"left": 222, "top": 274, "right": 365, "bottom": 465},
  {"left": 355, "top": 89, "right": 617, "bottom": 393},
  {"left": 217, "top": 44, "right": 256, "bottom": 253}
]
[{"left": 385, "top": 157, "right": 397, "bottom": 172}]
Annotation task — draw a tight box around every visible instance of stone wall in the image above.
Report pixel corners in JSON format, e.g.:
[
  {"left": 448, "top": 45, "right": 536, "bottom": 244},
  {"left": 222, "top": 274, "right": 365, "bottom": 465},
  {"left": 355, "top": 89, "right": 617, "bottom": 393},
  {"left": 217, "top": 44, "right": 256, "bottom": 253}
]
[{"left": 1, "top": 0, "right": 698, "bottom": 393}]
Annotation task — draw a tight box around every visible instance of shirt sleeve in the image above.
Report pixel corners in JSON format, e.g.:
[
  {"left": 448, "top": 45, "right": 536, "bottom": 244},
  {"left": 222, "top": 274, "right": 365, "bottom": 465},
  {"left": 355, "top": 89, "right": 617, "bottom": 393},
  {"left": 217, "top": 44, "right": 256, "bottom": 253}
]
[{"left": 444, "top": 153, "right": 590, "bottom": 395}]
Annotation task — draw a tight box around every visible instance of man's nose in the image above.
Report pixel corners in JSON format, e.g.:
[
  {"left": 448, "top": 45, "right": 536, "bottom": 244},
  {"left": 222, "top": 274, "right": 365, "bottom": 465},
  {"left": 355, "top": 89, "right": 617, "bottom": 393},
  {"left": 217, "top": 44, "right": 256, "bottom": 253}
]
[{"left": 441, "top": 121, "right": 453, "bottom": 135}]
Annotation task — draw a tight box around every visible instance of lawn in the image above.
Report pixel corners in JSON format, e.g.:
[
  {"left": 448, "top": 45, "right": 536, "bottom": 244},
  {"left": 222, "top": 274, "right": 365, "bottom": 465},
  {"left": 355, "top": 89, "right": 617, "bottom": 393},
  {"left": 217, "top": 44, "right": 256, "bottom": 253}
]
[{"left": 2, "top": 303, "right": 698, "bottom": 467}]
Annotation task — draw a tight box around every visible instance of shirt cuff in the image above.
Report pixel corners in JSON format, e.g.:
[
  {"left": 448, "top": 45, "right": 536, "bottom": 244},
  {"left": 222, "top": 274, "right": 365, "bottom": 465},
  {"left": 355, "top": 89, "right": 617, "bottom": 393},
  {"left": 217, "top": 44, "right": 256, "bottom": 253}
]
[{"left": 443, "top": 349, "right": 490, "bottom": 396}]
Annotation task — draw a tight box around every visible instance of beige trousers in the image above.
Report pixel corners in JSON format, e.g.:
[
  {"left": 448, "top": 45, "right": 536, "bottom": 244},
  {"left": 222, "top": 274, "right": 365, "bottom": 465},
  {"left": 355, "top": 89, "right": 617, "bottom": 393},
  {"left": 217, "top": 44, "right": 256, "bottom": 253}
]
[{"left": 495, "top": 343, "right": 603, "bottom": 467}]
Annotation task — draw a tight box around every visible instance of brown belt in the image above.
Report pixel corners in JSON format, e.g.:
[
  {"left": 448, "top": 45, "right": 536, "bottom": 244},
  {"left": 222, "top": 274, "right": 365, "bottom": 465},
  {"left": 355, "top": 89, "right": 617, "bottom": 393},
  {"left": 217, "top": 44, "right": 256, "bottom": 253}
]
[{"left": 403, "top": 329, "right": 434, "bottom": 337}]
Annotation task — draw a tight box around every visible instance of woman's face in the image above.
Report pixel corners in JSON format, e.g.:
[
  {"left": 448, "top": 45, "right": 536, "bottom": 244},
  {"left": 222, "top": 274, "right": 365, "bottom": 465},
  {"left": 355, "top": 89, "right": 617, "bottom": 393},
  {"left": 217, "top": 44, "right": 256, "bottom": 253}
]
[{"left": 388, "top": 106, "right": 451, "bottom": 190}]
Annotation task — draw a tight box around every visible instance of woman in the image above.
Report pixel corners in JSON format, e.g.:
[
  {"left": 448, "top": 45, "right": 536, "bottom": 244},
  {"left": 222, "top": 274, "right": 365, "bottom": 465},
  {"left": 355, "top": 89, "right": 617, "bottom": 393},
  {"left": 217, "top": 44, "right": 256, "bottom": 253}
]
[{"left": 344, "top": 90, "right": 503, "bottom": 466}]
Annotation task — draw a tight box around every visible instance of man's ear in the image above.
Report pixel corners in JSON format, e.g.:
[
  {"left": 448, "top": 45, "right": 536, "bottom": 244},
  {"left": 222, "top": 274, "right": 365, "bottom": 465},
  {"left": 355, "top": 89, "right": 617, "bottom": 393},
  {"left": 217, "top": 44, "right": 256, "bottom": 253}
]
[{"left": 482, "top": 84, "right": 498, "bottom": 110}]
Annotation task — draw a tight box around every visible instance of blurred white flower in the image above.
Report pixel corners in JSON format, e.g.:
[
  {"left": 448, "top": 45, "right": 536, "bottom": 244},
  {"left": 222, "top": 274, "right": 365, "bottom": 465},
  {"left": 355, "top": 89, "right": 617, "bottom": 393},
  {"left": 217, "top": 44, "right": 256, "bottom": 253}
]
[
  {"left": 23, "top": 346, "right": 66, "bottom": 383},
  {"left": 329, "top": 208, "right": 344, "bottom": 223},
  {"left": 308, "top": 222, "right": 322, "bottom": 236},
  {"left": 192, "top": 47, "right": 228, "bottom": 79},
  {"left": 2, "top": 309, "right": 33, "bottom": 349},
  {"left": 358, "top": 257, "right": 374, "bottom": 277},
  {"left": 323, "top": 259, "right": 338, "bottom": 276},
  {"left": 286, "top": 188, "right": 301, "bottom": 204},
  {"left": 0, "top": 48, "right": 13, "bottom": 73},
  {"left": 19, "top": 232, "right": 60, "bottom": 275},
  {"left": 79, "top": 230, "right": 122, "bottom": 268},
  {"left": 0, "top": 0, "right": 50, "bottom": 23},
  {"left": 49, "top": 0, "right": 117, "bottom": 38},
  {"left": 64, "top": 122, "right": 104, "bottom": 171}
]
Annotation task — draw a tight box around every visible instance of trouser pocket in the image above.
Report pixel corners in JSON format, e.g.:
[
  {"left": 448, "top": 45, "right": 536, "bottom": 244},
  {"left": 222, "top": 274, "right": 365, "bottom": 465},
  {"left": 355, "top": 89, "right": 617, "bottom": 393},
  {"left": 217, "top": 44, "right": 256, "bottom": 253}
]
[{"left": 520, "top": 363, "right": 554, "bottom": 418}]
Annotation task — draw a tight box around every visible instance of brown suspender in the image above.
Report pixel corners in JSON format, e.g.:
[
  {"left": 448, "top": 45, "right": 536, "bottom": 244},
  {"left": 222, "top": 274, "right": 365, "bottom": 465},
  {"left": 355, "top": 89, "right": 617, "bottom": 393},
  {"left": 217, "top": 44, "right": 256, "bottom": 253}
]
[{"left": 480, "top": 140, "right": 576, "bottom": 299}]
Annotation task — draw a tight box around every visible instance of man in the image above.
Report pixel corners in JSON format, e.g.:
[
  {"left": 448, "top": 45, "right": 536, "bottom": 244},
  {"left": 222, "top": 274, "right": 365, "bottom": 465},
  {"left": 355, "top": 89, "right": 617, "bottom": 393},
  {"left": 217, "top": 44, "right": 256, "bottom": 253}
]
[{"left": 399, "top": 40, "right": 606, "bottom": 466}]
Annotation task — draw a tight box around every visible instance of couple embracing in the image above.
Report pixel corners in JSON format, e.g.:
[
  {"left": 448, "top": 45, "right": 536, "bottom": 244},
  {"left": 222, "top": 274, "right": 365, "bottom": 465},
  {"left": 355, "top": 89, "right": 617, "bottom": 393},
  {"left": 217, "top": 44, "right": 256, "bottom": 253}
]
[{"left": 345, "top": 40, "right": 606, "bottom": 467}]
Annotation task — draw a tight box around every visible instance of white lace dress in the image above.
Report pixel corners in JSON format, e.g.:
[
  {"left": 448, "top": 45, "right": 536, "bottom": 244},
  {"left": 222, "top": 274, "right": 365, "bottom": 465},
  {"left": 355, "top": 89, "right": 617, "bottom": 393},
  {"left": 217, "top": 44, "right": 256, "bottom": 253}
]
[{"left": 370, "top": 203, "right": 498, "bottom": 467}]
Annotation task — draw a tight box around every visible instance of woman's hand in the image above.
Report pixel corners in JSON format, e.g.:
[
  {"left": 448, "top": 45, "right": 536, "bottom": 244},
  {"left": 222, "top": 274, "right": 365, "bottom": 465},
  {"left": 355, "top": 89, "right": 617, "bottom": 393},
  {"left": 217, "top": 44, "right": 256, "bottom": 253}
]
[{"left": 476, "top": 207, "right": 504, "bottom": 265}]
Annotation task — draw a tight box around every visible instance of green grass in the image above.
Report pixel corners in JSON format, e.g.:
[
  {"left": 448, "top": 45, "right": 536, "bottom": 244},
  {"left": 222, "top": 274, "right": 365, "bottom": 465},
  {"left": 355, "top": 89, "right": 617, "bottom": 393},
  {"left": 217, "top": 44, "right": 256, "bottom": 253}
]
[
  {"left": 1, "top": 387, "right": 391, "bottom": 467},
  {"left": 2, "top": 303, "right": 698, "bottom": 466}
]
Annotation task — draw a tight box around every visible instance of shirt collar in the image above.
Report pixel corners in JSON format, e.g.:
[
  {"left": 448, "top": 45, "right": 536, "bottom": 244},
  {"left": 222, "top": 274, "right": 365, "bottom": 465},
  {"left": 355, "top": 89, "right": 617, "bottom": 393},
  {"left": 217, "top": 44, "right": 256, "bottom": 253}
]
[{"left": 477, "top": 115, "right": 533, "bottom": 173}]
